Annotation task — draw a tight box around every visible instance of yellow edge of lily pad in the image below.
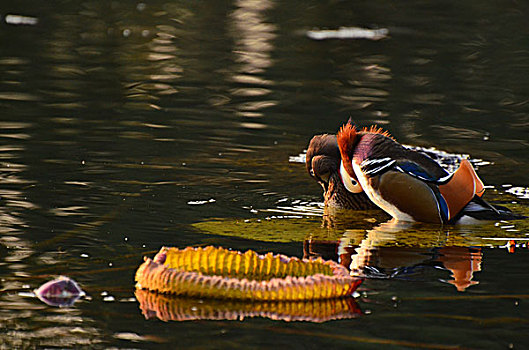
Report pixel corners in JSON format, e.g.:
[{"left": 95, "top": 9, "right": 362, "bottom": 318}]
[{"left": 135, "top": 246, "right": 362, "bottom": 301}]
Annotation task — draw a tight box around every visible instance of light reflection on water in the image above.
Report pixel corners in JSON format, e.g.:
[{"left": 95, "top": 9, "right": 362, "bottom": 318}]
[{"left": 0, "top": 0, "right": 528, "bottom": 348}]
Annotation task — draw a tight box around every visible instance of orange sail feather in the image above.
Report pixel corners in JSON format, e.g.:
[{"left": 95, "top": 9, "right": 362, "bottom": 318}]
[{"left": 439, "top": 159, "right": 485, "bottom": 220}]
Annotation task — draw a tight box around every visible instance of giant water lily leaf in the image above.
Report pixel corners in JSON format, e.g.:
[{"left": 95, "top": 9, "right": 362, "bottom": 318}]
[
  {"left": 135, "top": 246, "right": 363, "bottom": 300},
  {"left": 191, "top": 208, "right": 384, "bottom": 243},
  {"left": 192, "top": 213, "right": 528, "bottom": 249},
  {"left": 192, "top": 217, "right": 339, "bottom": 243}
]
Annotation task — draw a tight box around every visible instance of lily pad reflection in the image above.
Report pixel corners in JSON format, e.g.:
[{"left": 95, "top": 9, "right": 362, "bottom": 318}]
[{"left": 135, "top": 289, "right": 361, "bottom": 323}]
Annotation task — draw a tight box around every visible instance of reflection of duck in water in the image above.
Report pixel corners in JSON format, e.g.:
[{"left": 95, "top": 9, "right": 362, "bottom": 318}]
[
  {"left": 304, "top": 220, "right": 483, "bottom": 292},
  {"left": 307, "top": 123, "right": 523, "bottom": 223},
  {"left": 438, "top": 246, "right": 482, "bottom": 292},
  {"left": 347, "top": 221, "right": 483, "bottom": 291}
]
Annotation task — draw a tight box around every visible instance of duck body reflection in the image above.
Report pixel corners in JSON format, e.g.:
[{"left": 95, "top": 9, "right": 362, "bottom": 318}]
[{"left": 304, "top": 220, "right": 483, "bottom": 292}]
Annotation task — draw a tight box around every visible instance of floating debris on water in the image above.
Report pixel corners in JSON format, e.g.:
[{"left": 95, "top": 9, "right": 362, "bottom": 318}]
[
  {"left": 5, "top": 14, "right": 38, "bottom": 26},
  {"left": 114, "top": 332, "right": 148, "bottom": 342},
  {"left": 34, "top": 276, "right": 85, "bottom": 307},
  {"left": 187, "top": 198, "right": 216, "bottom": 205},
  {"left": 306, "top": 27, "right": 389, "bottom": 41}
]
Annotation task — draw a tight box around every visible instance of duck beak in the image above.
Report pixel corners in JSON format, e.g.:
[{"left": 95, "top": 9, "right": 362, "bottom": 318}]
[{"left": 340, "top": 161, "right": 363, "bottom": 193}]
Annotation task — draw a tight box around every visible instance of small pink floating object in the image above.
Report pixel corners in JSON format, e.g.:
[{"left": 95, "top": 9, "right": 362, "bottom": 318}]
[{"left": 34, "top": 276, "right": 85, "bottom": 307}]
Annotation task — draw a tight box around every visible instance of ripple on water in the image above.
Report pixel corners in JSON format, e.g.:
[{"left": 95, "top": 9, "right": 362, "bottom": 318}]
[
  {"left": 506, "top": 186, "right": 529, "bottom": 200},
  {"left": 290, "top": 142, "right": 491, "bottom": 172},
  {"left": 0, "top": 0, "right": 528, "bottom": 348}
]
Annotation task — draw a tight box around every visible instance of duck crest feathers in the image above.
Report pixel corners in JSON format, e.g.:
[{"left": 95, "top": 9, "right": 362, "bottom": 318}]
[
  {"left": 361, "top": 125, "right": 394, "bottom": 140},
  {"left": 337, "top": 123, "right": 358, "bottom": 177},
  {"left": 337, "top": 123, "right": 394, "bottom": 176}
]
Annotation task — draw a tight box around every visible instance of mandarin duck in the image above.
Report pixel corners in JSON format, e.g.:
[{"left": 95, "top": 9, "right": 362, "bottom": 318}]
[
  {"left": 336, "top": 123, "right": 523, "bottom": 224},
  {"left": 306, "top": 134, "right": 377, "bottom": 210}
]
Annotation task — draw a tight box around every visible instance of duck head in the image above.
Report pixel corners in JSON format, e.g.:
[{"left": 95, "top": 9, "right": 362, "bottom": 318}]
[
  {"left": 306, "top": 134, "right": 340, "bottom": 192},
  {"left": 337, "top": 122, "right": 395, "bottom": 194},
  {"left": 336, "top": 123, "right": 364, "bottom": 193},
  {"left": 306, "top": 133, "right": 375, "bottom": 210}
]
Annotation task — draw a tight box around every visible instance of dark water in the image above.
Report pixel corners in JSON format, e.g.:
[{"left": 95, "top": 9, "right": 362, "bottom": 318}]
[{"left": 1, "top": 0, "right": 529, "bottom": 348}]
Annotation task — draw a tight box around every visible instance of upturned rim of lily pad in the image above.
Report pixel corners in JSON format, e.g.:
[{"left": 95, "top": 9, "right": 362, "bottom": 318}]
[{"left": 135, "top": 246, "right": 362, "bottom": 301}]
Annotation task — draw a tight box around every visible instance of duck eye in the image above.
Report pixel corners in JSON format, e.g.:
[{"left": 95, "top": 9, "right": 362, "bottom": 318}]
[{"left": 309, "top": 169, "right": 315, "bottom": 177}]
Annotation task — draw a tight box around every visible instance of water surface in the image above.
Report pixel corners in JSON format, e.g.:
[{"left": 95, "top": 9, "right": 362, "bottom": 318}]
[{"left": 1, "top": 0, "right": 529, "bottom": 348}]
